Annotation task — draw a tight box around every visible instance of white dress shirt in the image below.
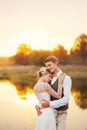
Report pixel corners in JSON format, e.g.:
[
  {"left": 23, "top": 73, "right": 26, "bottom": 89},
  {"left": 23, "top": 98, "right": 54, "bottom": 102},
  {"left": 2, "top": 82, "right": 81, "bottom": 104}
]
[{"left": 50, "top": 70, "right": 72, "bottom": 109}]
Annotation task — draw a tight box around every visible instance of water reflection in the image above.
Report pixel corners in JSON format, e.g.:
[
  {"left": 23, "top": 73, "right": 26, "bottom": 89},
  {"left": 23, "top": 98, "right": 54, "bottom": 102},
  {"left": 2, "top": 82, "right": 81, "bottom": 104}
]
[
  {"left": 13, "top": 82, "right": 34, "bottom": 100},
  {"left": 0, "top": 80, "right": 38, "bottom": 104},
  {"left": 0, "top": 80, "right": 37, "bottom": 130},
  {"left": 71, "top": 78, "right": 87, "bottom": 109},
  {"left": 1, "top": 78, "right": 87, "bottom": 110},
  {"left": 0, "top": 79, "right": 87, "bottom": 130},
  {"left": 0, "top": 80, "right": 18, "bottom": 101},
  {"left": 10, "top": 78, "right": 87, "bottom": 110}
]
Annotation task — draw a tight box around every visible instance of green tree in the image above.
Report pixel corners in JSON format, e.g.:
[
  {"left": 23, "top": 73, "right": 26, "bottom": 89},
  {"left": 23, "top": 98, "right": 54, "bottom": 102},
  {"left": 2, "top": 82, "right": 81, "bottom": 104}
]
[
  {"left": 52, "top": 44, "right": 69, "bottom": 64},
  {"left": 29, "top": 50, "right": 52, "bottom": 66},
  {"left": 14, "top": 43, "right": 32, "bottom": 65},
  {"left": 70, "top": 33, "right": 87, "bottom": 64}
]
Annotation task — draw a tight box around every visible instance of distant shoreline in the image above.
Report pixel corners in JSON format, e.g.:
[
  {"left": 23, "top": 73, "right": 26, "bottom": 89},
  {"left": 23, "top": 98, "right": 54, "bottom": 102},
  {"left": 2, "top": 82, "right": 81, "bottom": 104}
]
[{"left": 0, "top": 65, "right": 87, "bottom": 80}]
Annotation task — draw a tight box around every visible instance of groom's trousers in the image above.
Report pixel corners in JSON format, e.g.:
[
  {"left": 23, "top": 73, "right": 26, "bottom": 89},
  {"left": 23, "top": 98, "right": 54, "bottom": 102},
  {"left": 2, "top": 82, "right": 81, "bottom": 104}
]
[{"left": 54, "top": 110, "right": 67, "bottom": 130}]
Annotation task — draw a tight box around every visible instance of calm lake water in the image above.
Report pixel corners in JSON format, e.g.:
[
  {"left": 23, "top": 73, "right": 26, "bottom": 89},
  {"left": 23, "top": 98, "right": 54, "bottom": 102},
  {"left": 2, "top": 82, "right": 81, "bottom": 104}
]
[{"left": 0, "top": 79, "right": 87, "bottom": 130}]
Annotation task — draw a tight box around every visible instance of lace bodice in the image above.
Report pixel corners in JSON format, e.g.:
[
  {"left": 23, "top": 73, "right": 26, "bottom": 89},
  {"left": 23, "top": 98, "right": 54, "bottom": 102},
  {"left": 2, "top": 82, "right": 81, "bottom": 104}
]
[
  {"left": 34, "top": 82, "right": 50, "bottom": 105},
  {"left": 34, "top": 82, "right": 50, "bottom": 92}
]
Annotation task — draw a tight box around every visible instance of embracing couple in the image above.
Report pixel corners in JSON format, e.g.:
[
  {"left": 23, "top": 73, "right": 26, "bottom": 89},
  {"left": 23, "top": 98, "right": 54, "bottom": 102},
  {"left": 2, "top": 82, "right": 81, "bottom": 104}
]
[{"left": 34, "top": 55, "right": 72, "bottom": 130}]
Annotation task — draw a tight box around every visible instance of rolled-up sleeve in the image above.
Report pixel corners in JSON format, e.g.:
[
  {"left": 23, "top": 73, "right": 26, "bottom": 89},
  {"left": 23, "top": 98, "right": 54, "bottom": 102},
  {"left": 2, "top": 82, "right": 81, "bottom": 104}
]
[{"left": 50, "top": 75, "right": 72, "bottom": 108}]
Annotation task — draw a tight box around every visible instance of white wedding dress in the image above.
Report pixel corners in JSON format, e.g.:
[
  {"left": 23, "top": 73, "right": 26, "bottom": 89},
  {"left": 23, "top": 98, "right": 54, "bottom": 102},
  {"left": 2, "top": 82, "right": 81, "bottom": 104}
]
[{"left": 34, "top": 90, "right": 56, "bottom": 130}]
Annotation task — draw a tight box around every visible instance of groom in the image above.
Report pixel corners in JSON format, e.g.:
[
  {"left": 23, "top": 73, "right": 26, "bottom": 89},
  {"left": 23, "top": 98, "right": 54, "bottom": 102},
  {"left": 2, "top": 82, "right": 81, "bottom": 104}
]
[{"left": 36, "top": 55, "right": 72, "bottom": 130}]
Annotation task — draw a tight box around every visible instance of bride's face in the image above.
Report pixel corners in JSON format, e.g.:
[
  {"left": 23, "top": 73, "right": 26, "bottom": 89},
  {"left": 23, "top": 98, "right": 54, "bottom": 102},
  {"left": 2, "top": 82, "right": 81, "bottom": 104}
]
[{"left": 44, "top": 73, "right": 52, "bottom": 82}]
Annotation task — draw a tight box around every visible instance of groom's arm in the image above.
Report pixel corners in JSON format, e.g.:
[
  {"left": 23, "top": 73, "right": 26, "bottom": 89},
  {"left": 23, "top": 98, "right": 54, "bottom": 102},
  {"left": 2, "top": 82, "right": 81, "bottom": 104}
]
[{"left": 42, "top": 75, "right": 72, "bottom": 109}]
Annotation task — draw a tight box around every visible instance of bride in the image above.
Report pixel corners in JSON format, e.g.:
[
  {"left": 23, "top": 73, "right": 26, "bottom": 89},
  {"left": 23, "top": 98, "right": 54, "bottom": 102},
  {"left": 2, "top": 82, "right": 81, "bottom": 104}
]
[{"left": 34, "top": 67, "right": 65, "bottom": 130}]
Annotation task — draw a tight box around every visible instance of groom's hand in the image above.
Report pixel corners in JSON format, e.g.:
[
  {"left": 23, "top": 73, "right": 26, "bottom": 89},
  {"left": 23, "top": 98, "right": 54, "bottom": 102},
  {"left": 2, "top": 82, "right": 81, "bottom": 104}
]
[
  {"left": 41, "top": 99, "right": 50, "bottom": 108},
  {"left": 35, "top": 105, "right": 42, "bottom": 115}
]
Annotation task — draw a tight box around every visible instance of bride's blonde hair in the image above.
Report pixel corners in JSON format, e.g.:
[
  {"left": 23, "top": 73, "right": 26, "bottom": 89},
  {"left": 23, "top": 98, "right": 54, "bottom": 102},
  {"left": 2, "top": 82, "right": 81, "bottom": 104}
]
[{"left": 37, "top": 67, "right": 49, "bottom": 79}]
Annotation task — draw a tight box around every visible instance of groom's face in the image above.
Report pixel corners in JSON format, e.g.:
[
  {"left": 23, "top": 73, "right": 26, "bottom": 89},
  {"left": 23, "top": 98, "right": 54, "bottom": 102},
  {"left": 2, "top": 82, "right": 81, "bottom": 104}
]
[{"left": 45, "top": 61, "right": 57, "bottom": 74}]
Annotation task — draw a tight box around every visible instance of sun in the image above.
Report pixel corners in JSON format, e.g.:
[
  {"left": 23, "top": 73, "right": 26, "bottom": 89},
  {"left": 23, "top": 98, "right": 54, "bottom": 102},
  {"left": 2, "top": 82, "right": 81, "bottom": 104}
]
[{"left": 11, "top": 29, "right": 57, "bottom": 50}]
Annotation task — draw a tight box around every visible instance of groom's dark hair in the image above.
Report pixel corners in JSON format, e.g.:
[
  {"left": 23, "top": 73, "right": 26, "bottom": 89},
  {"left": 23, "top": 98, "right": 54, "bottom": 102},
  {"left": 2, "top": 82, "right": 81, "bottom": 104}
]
[{"left": 44, "top": 55, "right": 59, "bottom": 65}]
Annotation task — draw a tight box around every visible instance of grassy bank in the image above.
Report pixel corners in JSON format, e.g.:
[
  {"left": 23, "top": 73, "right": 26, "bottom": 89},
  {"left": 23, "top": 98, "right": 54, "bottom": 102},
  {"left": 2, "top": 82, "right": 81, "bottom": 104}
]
[
  {"left": 60, "top": 65, "right": 87, "bottom": 78},
  {"left": 0, "top": 65, "right": 87, "bottom": 85}
]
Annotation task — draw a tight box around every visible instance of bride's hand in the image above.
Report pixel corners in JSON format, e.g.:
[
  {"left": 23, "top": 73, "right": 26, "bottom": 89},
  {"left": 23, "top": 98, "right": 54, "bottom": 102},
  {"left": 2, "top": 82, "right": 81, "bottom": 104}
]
[
  {"left": 58, "top": 73, "right": 66, "bottom": 85},
  {"left": 35, "top": 105, "right": 42, "bottom": 115}
]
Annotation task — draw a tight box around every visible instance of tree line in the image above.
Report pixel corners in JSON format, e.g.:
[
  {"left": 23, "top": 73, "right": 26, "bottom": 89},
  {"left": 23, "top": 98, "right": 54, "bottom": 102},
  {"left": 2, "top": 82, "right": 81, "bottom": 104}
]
[{"left": 9, "top": 33, "right": 87, "bottom": 66}]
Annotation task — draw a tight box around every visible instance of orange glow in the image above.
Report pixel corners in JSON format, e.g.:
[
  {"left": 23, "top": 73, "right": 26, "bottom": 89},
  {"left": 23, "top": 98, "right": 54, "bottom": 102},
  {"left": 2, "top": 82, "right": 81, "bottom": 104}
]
[{"left": 0, "top": 29, "right": 74, "bottom": 57}]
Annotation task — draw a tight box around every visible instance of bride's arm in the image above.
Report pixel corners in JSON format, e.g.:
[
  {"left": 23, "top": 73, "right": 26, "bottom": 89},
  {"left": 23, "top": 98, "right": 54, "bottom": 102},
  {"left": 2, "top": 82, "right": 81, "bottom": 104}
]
[
  {"left": 45, "top": 73, "right": 65, "bottom": 98},
  {"left": 45, "top": 84, "right": 61, "bottom": 98},
  {"left": 57, "top": 73, "right": 66, "bottom": 98}
]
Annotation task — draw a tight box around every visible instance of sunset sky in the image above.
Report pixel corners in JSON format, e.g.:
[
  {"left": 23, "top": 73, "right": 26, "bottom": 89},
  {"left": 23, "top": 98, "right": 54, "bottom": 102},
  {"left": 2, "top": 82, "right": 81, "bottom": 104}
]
[{"left": 0, "top": 0, "right": 87, "bottom": 56}]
